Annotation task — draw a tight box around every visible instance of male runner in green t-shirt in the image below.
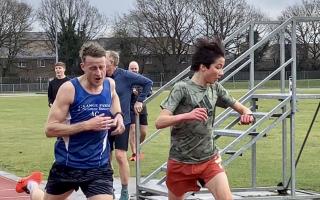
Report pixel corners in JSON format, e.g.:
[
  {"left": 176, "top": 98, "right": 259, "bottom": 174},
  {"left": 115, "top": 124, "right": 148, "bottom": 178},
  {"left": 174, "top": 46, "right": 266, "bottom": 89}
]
[{"left": 155, "top": 37, "right": 254, "bottom": 200}]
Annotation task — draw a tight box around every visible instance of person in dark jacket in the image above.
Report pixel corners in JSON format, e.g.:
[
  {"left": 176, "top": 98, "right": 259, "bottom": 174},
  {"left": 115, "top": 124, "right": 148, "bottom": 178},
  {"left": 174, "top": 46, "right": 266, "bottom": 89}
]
[
  {"left": 128, "top": 61, "right": 151, "bottom": 161},
  {"left": 47, "top": 62, "right": 69, "bottom": 107},
  {"left": 105, "top": 51, "right": 153, "bottom": 200}
]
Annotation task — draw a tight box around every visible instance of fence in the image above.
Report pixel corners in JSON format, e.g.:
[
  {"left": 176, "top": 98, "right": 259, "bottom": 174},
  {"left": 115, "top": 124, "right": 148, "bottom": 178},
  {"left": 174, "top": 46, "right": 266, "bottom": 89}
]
[
  {"left": 0, "top": 70, "right": 319, "bottom": 93},
  {"left": 146, "top": 70, "right": 320, "bottom": 88},
  {"left": 0, "top": 83, "right": 48, "bottom": 93}
]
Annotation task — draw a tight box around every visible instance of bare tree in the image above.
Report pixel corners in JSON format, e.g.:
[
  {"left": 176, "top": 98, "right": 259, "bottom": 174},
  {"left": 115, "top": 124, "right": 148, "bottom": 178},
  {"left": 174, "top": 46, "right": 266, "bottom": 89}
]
[
  {"left": 110, "top": 15, "right": 138, "bottom": 67},
  {"left": 128, "top": 0, "right": 198, "bottom": 74},
  {"left": 0, "top": 0, "right": 33, "bottom": 77},
  {"left": 110, "top": 13, "right": 152, "bottom": 72},
  {"left": 0, "top": 1, "right": 12, "bottom": 47},
  {"left": 196, "top": 0, "right": 247, "bottom": 39},
  {"left": 37, "top": 0, "right": 108, "bottom": 75},
  {"left": 195, "top": 0, "right": 267, "bottom": 55},
  {"left": 280, "top": 0, "right": 320, "bottom": 70},
  {"left": 195, "top": 0, "right": 265, "bottom": 38}
]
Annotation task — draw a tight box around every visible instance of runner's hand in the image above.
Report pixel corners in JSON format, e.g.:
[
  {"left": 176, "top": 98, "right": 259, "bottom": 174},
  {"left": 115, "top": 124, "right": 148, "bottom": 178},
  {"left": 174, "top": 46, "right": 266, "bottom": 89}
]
[
  {"left": 239, "top": 114, "right": 254, "bottom": 125},
  {"left": 110, "top": 114, "right": 125, "bottom": 136},
  {"left": 181, "top": 108, "right": 208, "bottom": 122},
  {"left": 86, "top": 114, "right": 114, "bottom": 131},
  {"left": 134, "top": 101, "right": 143, "bottom": 114}
]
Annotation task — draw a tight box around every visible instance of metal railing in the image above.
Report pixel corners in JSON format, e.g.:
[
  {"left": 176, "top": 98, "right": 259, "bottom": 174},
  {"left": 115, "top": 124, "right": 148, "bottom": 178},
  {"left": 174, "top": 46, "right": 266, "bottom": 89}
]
[
  {"left": 134, "top": 17, "right": 320, "bottom": 199},
  {"left": 0, "top": 83, "right": 48, "bottom": 93}
]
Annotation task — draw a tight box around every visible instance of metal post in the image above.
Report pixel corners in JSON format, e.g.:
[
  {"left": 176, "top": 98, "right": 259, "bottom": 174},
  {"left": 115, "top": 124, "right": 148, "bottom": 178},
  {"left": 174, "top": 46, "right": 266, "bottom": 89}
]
[
  {"left": 280, "top": 29, "right": 286, "bottom": 93},
  {"left": 290, "top": 19, "right": 297, "bottom": 197},
  {"left": 55, "top": 0, "right": 58, "bottom": 63},
  {"left": 279, "top": 28, "right": 287, "bottom": 188},
  {"left": 39, "top": 77, "right": 42, "bottom": 91},
  {"left": 0, "top": 76, "right": 2, "bottom": 93},
  {"left": 135, "top": 114, "right": 141, "bottom": 199},
  {"left": 289, "top": 76, "right": 292, "bottom": 94},
  {"left": 19, "top": 77, "right": 22, "bottom": 91},
  {"left": 249, "top": 23, "right": 255, "bottom": 89},
  {"left": 249, "top": 22, "right": 256, "bottom": 188},
  {"left": 160, "top": 73, "right": 164, "bottom": 87}
]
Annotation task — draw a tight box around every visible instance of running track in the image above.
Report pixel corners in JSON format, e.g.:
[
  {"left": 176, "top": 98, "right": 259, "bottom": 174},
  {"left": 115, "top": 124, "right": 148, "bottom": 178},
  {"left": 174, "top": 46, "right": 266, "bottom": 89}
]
[
  {"left": 0, "top": 175, "right": 29, "bottom": 199},
  {"left": 0, "top": 172, "right": 135, "bottom": 199}
]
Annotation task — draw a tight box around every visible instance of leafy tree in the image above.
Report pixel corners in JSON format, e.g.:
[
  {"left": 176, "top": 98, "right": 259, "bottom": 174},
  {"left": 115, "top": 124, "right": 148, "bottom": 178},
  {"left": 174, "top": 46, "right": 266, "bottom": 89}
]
[{"left": 38, "top": 0, "right": 108, "bottom": 75}]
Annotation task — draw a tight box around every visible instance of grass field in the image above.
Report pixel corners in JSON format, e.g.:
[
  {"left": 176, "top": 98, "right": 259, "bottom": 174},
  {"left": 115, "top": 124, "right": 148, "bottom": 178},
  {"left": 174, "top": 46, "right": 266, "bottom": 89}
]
[{"left": 0, "top": 87, "right": 319, "bottom": 192}]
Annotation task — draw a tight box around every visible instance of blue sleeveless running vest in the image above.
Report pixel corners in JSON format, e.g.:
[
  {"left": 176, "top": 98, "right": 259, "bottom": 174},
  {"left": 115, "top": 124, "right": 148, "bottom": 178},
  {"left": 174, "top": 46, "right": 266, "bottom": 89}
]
[{"left": 54, "top": 78, "right": 112, "bottom": 169}]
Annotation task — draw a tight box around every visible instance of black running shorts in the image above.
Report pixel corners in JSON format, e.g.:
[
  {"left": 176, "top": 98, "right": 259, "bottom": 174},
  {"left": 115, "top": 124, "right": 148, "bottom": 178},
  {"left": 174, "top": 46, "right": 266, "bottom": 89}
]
[
  {"left": 45, "top": 162, "right": 113, "bottom": 198},
  {"left": 109, "top": 124, "right": 130, "bottom": 151}
]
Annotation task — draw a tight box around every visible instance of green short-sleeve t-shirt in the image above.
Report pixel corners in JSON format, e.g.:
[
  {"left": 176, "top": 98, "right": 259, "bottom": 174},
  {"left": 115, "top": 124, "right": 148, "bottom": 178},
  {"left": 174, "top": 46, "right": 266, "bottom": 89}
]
[{"left": 160, "top": 77, "right": 236, "bottom": 163}]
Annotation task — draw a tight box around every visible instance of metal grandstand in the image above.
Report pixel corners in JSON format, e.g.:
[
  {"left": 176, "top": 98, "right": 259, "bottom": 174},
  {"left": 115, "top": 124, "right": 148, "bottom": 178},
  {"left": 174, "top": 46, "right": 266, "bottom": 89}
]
[{"left": 133, "top": 17, "right": 320, "bottom": 200}]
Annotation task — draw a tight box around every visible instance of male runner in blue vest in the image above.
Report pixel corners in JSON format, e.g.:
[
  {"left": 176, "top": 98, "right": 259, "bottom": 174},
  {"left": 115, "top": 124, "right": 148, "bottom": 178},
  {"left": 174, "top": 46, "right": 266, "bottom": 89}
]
[{"left": 16, "top": 42, "right": 125, "bottom": 200}]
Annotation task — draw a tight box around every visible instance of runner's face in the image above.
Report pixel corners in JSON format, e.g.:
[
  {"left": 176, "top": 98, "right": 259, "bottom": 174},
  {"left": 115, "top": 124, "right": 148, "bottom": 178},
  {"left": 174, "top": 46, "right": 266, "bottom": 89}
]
[
  {"left": 81, "top": 56, "right": 106, "bottom": 87},
  {"left": 128, "top": 64, "right": 139, "bottom": 73},
  {"left": 204, "top": 57, "right": 225, "bottom": 84},
  {"left": 54, "top": 66, "right": 65, "bottom": 77},
  {"left": 105, "top": 56, "right": 116, "bottom": 77}
]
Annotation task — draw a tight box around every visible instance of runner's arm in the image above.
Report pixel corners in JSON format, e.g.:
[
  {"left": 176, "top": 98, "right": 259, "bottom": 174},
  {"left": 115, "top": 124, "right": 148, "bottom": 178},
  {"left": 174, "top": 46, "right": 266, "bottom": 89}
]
[
  {"left": 45, "top": 81, "right": 112, "bottom": 137},
  {"left": 231, "top": 101, "right": 254, "bottom": 124},
  {"left": 155, "top": 108, "right": 207, "bottom": 129},
  {"left": 108, "top": 78, "right": 125, "bottom": 135}
]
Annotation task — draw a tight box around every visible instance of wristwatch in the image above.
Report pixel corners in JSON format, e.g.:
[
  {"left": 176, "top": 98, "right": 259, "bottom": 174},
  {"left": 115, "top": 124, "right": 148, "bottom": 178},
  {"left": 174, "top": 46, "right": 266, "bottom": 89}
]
[{"left": 114, "top": 112, "right": 124, "bottom": 118}]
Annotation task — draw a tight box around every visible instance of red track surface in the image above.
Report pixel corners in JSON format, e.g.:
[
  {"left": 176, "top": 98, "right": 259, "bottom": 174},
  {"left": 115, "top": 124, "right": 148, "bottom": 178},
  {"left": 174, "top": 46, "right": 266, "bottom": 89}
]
[{"left": 0, "top": 175, "right": 29, "bottom": 199}]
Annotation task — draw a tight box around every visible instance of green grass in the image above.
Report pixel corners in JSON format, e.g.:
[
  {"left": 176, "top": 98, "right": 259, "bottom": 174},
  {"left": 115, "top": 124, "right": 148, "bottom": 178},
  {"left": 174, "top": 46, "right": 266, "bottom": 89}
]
[{"left": 0, "top": 88, "right": 319, "bottom": 192}]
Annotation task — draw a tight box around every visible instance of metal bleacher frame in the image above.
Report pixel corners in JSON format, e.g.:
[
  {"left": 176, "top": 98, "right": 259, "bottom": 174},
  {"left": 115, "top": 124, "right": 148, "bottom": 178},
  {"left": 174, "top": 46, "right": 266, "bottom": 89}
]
[{"left": 133, "top": 17, "right": 320, "bottom": 200}]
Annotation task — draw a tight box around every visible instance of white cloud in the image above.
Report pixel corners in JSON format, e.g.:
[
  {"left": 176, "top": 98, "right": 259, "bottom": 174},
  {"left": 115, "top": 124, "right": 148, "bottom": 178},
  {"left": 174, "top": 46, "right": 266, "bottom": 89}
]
[{"left": 246, "top": 0, "right": 302, "bottom": 19}]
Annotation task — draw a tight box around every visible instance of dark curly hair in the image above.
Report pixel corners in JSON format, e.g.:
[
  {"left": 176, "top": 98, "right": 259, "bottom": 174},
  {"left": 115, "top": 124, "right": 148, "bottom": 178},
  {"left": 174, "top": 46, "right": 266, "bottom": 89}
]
[{"left": 191, "top": 37, "right": 225, "bottom": 71}]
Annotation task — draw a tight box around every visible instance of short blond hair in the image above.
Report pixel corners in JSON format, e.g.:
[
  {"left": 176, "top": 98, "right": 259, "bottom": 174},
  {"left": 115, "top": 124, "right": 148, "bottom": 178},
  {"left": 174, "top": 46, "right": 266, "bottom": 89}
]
[
  {"left": 54, "top": 62, "right": 66, "bottom": 69},
  {"left": 79, "top": 42, "right": 106, "bottom": 62},
  {"left": 105, "top": 50, "right": 120, "bottom": 66}
]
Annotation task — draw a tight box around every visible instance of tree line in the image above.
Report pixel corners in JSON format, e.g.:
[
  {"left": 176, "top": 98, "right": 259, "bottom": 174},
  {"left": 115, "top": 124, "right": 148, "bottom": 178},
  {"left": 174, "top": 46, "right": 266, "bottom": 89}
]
[{"left": 0, "top": 0, "right": 319, "bottom": 77}]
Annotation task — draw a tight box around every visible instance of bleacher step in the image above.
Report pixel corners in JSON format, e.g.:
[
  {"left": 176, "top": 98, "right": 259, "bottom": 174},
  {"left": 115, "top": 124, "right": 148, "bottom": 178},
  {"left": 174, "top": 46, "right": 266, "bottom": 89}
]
[
  {"left": 214, "top": 129, "right": 244, "bottom": 137},
  {"left": 160, "top": 165, "right": 167, "bottom": 171},
  {"left": 139, "top": 180, "right": 168, "bottom": 196},
  {"left": 215, "top": 129, "right": 261, "bottom": 137},
  {"left": 229, "top": 111, "right": 268, "bottom": 118},
  {"left": 226, "top": 150, "right": 243, "bottom": 156},
  {"left": 252, "top": 93, "right": 320, "bottom": 100},
  {"left": 252, "top": 93, "right": 290, "bottom": 100}
]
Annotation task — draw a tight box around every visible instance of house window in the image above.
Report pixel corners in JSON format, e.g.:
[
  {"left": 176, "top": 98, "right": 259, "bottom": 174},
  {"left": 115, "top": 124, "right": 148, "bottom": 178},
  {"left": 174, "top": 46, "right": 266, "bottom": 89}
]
[
  {"left": 145, "top": 57, "right": 152, "bottom": 64},
  {"left": 179, "top": 55, "right": 188, "bottom": 64},
  {"left": 37, "top": 59, "right": 46, "bottom": 67},
  {"left": 18, "top": 61, "right": 27, "bottom": 68}
]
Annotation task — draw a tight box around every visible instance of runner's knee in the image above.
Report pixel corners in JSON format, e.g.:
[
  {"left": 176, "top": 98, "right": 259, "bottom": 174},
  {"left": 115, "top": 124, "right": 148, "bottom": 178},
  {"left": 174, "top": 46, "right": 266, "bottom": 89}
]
[{"left": 115, "top": 150, "right": 127, "bottom": 164}]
